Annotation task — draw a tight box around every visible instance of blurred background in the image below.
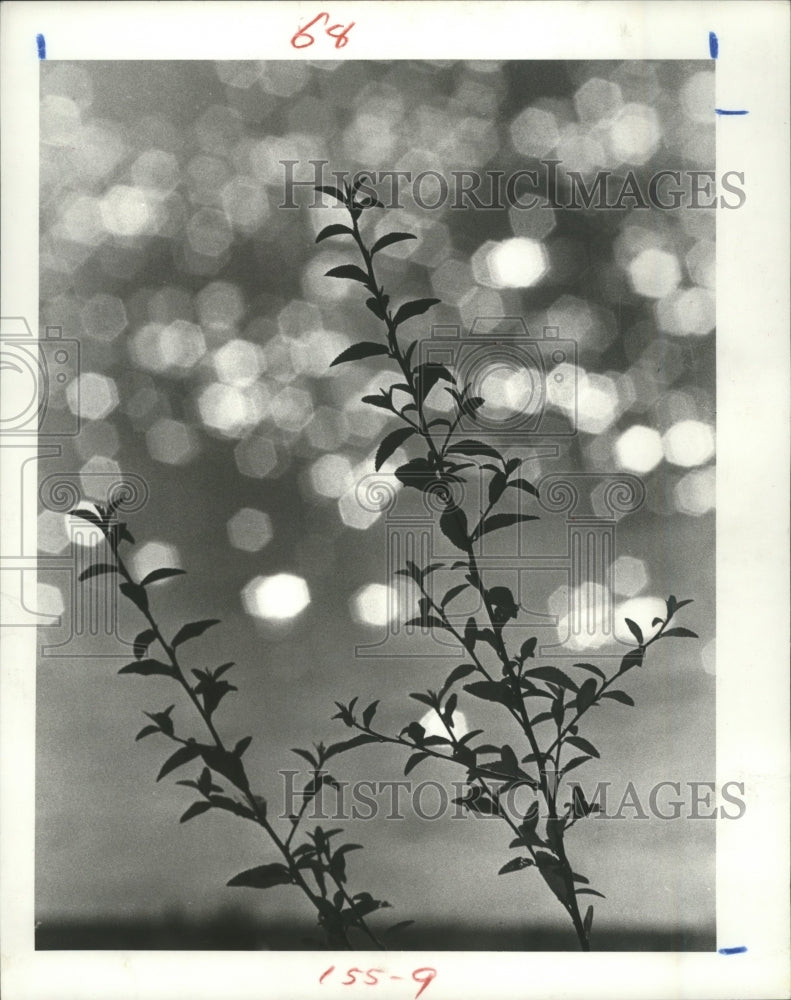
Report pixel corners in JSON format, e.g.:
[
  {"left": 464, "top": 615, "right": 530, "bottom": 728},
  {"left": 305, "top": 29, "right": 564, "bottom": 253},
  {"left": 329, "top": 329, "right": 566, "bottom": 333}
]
[{"left": 35, "top": 59, "right": 716, "bottom": 950}]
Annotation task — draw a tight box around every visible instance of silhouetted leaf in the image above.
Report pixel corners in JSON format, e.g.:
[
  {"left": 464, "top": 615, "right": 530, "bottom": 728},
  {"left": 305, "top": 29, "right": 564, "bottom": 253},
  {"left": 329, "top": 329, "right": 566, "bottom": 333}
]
[
  {"left": 78, "top": 563, "right": 117, "bottom": 582},
  {"left": 210, "top": 795, "right": 257, "bottom": 821},
  {"left": 371, "top": 231, "right": 416, "bottom": 255},
  {"left": 662, "top": 627, "right": 699, "bottom": 638},
  {"left": 535, "top": 852, "right": 572, "bottom": 907},
  {"left": 441, "top": 583, "right": 468, "bottom": 609},
  {"left": 575, "top": 677, "right": 598, "bottom": 713},
  {"left": 551, "top": 692, "right": 566, "bottom": 727},
  {"left": 324, "top": 733, "right": 379, "bottom": 760},
  {"left": 235, "top": 736, "right": 252, "bottom": 757},
  {"left": 446, "top": 439, "right": 502, "bottom": 462},
  {"left": 409, "top": 692, "right": 434, "bottom": 708},
  {"left": 619, "top": 648, "right": 643, "bottom": 673},
  {"left": 519, "top": 637, "right": 538, "bottom": 661},
  {"left": 583, "top": 904, "right": 594, "bottom": 936},
  {"left": 172, "top": 619, "right": 221, "bottom": 648},
  {"left": 362, "top": 700, "right": 380, "bottom": 729},
  {"left": 361, "top": 392, "right": 391, "bottom": 410},
  {"left": 140, "top": 568, "right": 186, "bottom": 587},
  {"left": 464, "top": 680, "right": 515, "bottom": 708},
  {"left": 119, "top": 658, "right": 174, "bottom": 678},
  {"left": 120, "top": 582, "right": 149, "bottom": 614},
  {"left": 394, "top": 457, "right": 437, "bottom": 493},
  {"left": 577, "top": 888, "right": 606, "bottom": 898},
  {"left": 624, "top": 618, "right": 644, "bottom": 645},
  {"left": 365, "top": 297, "right": 386, "bottom": 320},
  {"left": 439, "top": 507, "right": 469, "bottom": 551},
  {"left": 144, "top": 705, "right": 175, "bottom": 737},
  {"left": 197, "top": 745, "right": 246, "bottom": 787},
  {"left": 414, "top": 362, "right": 455, "bottom": 403},
  {"left": 571, "top": 785, "right": 601, "bottom": 819},
  {"left": 573, "top": 662, "right": 606, "bottom": 680},
  {"left": 404, "top": 614, "right": 446, "bottom": 630},
  {"left": 180, "top": 801, "right": 211, "bottom": 824},
  {"left": 498, "top": 857, "right": 534, "bottom": 875},
  {"left": 562, "top": 755, "right": 592, "bottom": 775},
  {"left": 227, "top": 863, "right": 293, "bottom": 889},
  {"left": 133, "top": 628, "right": 157, "bottom": 659},
  {"left": 315, "top": 223, "right": 354, "bottom": 243},
  {"left": 330, "top": 342, "right": 390, "bottom": 367},
  {"left": 393, "top": 297, "right": 441, "bottom": 327},
  {"left": 474, "top": 512, "right": 539, "bottom": 541},
  {"left": 325, "top": 263, "right": 370, "bottom": 285},
  {"left": 70, "top": 508, "right": 107, "bottom": 531},
  {"left": 601, "top": 689, "right": 634, "bottom": 707},
  {"left": 135, "top": 724, "right": 160, "bottom": 741},
  {"left": 158, "top": 743, "right": 202, "bottom": 781},
  {"left": 375, "top": 426, "right": 416, "bottom": 471},
  {"left": 509, "top": 478, "right": 540, "bottom": 499},
  {"left": 488, "top": 470, "right": 508, "bottom": 505},
  {"left": 404, "top": 751, "right": 430, "bottom": 776},
  {"left": 667, "top": 594, "right": 693, "bottom": 616},
  {"left": 291, "top": 747, "right": 319, "bottom": 767},
  {"left": 441, "top": 663, "right": 476, "bottom": 693},
  {"left": 401, "top": 721, "right": 426, "bottom": 746},
  {"left": 566, "top": 735, "right": 599, "bottom": 758},
  {"left": 525, "top": 666, "right": 579, "bottom": 691}
]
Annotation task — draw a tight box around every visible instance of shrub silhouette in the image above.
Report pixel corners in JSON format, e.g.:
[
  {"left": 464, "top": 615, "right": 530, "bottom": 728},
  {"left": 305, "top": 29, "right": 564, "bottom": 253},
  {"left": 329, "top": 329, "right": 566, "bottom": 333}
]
[{"left": 313, "top": 179, "right": 697, "bottom": 950}]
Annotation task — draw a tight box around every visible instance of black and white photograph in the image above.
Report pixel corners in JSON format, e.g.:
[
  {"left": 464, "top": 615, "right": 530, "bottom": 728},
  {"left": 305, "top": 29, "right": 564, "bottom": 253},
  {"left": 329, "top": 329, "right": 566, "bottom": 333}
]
[{"left": 1, "top": 3, "right": 788, "bottom": 999}]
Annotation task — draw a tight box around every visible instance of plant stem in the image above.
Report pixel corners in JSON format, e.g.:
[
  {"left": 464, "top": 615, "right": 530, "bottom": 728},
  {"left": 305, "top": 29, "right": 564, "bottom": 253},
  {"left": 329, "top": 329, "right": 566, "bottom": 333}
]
[{"left": 110, "top": 541, "right": 383, "bottom": 951}]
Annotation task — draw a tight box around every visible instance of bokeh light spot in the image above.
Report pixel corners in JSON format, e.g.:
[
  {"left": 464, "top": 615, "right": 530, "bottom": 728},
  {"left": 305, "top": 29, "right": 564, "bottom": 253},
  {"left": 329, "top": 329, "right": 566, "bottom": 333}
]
[
  {"left": 66, "top": 373, "right": 119, "bottom": 420},
  {"left": 146, "top": 418, "right": 200, "bottom": 466},
  {"left": 350, "top": 583, "right": 397, "bottom": 627},
  {"left": 130, "top": 541, "right": 182, "bottom": 584},
  {"left": 662, "top": 420, "right": 715, "bottom": 467},
  {"left": 614, "top": 425, "right": 663, "bottom": 473},
  {"left": 628, "top": 248, "right": 682, "bottom": 299},
  {"left": 242, "top": 573, "right": 310, "bottom": 620},
  {"left": 227, "top": 507, "right": 273, "bottom": 552},
  {"left": 234, "top": 435, "right": 279, "bottom": 479},
  {"left": 612, "top": 555, "right": 648, "bottom": 598},
  {"left": 675, "top": 466, "right": 716, "bottom": 516},
  {"left": 309, "top": 453, "right": 355, "bottom": 499},
  {"left": 475, "top": 238, "right": 548, "bottom": 289}
]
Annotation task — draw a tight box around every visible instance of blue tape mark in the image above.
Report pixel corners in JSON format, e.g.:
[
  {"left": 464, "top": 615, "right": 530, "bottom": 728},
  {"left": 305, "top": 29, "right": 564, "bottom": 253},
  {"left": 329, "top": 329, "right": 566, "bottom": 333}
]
[
  {"left": 718, "top": 946, "right": 747, "bottom": 955},
  {"left": 36, "top": 33, "right": 46, "bottom": 59},
  {"left": 715, "top": 109, "right": 749, "bottom": 116},
  {"left": 709, "top": 32, "right": 719, "bottom": 58}
]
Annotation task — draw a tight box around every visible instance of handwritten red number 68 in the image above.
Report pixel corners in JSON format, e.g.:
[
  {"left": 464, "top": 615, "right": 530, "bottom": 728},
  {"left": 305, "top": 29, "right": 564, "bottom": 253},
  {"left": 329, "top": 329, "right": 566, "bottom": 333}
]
[{"left": 291, "top": 12, "right": 354, "bottom": 50}]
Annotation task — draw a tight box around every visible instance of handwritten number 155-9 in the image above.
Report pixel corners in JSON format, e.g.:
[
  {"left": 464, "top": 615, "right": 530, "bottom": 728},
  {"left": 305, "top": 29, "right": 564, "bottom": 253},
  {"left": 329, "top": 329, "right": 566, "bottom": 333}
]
[
  {"left": 319, "top": 966, "right": 437, "bottom": 999},
  {"left": 291, "top": 13, "right": 354, "bottom": 49}
]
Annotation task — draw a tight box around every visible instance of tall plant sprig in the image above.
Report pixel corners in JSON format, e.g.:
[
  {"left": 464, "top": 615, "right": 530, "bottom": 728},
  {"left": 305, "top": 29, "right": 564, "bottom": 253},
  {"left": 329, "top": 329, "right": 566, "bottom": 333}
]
[
  {"left": 314, "top": 182, "right": 698, "bottom": 951},
  {"left": 69, "top": 500, "right": 393, "bottom": 950}
]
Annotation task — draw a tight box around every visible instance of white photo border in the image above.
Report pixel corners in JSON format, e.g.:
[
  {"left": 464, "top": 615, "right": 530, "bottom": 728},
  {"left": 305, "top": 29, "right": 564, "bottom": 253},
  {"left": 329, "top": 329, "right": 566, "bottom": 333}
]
[{"left": 1, "top": 2, "right": 789, "bottom": 998}]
